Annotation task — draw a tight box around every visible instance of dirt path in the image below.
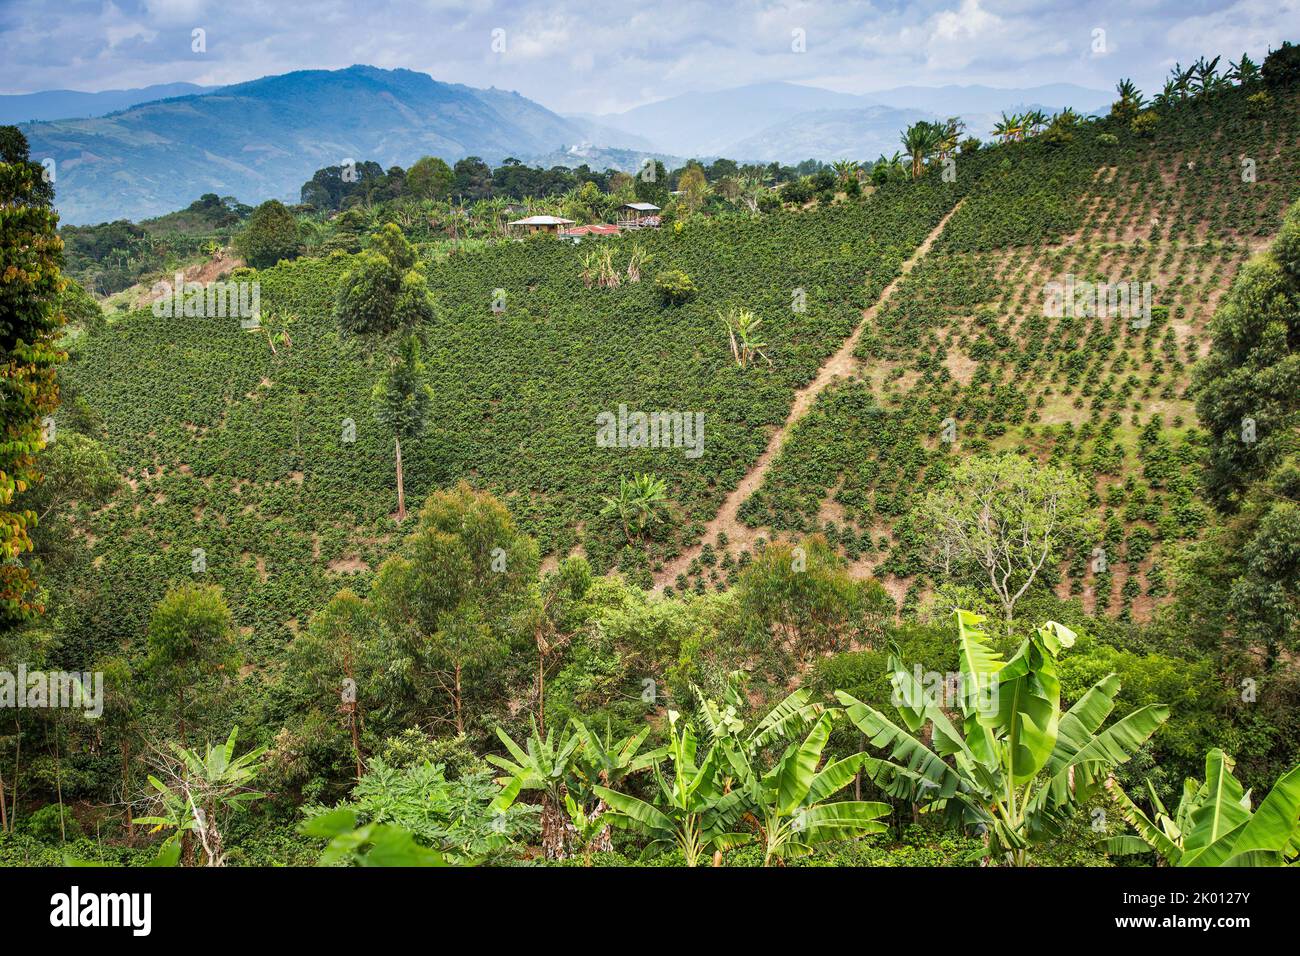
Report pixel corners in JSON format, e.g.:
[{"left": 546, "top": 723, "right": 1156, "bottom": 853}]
[{"left": 653, "top": 200, "right": 964, "bottom": 590}]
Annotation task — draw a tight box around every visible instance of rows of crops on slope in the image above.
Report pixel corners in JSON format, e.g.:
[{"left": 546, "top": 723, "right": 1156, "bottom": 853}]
[
  {"left": 57, "top": 178, "right": 962, "bottom": 673},
  {"left": 735, "top": 85, "right": 1300, "bottom": 619}
]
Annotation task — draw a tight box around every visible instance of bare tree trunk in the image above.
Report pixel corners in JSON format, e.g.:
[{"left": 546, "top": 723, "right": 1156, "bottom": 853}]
[
  {"left": 536, "top": 648, "right": 545, "bottom": 737},
  {"left": 0, "top": 761, "right": 8, "bottom": 833},
  {"left": 453, "top": 662, "right": 463, "bottom": 736},
  {"left": 122, "top": 736, "right": 134, "bottom": 841},
  {"left": 394, "top": 436, "right": 406, "bottom": 522},
  {"left": 9, "top": 724, "right": 20, "bottom": 831}
]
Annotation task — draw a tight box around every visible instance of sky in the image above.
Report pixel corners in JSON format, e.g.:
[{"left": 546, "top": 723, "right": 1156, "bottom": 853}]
[{"left": 1, "top": 0, "right": 1297, "bottom": 114}]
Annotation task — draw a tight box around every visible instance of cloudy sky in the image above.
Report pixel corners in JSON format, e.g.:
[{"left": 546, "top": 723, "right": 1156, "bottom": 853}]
[{"left": 2, "top": 0, "right": 1296, "bottom": 114}]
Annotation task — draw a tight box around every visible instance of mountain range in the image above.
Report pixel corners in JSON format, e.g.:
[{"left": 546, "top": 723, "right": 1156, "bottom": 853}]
[
  {"left": 17, "top": 67, "right": 1110, "bottom": 225},
  {"left": 0, "top": 82, "right": 219, "bottom": 124}
]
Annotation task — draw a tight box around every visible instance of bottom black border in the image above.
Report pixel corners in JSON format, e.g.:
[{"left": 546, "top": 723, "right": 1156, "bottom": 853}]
[{"left": 2, "top": 865, "right": 1284, "bottom": 940}]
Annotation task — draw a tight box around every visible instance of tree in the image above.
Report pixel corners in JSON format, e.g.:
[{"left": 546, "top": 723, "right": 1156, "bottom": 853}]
[
  {"left": 675, "top": 166, "right": 708, "bottom": 214},
  {"left": 654, "top": 269, "right": 696, "bottom": 305},
  {"left": 488, "top": 721, "right": 581, "bottom": 859},
  {"left": 234, "top": 199, "right": 299, "bottom": 268},
  {"left": 839, "top": 610, "right": 1169, "bottom": 866},
  {"left": 1193, "top": 198, "right": 1300, "bottom": 511},
  {"left": 568, "top": 719, "right": 665, "bottom": 853},
  {"left": 292, "top": 589, "right": 382, "bottom": 781},
  {"left": 144, "top": 583, "right": 240, "bottom": 741},
  {"left": 599, "top": 473, "right": 669, "bottom": 543},
  {"left": 694, "top": 685, "right": 889, "bottom": 865},
  {"left": 594, "top": 710, "right": 750, "bottom": 866},
  {"left": 719, "top": 305, "right": 771, "bottom": 368},
  {"left": 334, "top": 229, "right": 435, "bottom": 337},
  {"left": 900, "top": 121, "right": 943, "bottom": 178},
  {"left": 736, "top": 535, "right": 894, "bottom": 671},
  {"left": 405, "top": 156, "right": 454, "bottom": 201},
  {"left": 369, "top": 484, "right": 539, "bottom": 735},
  {"left": 1105, "top": 749, "right": 1300, "bottom": 866},
  {"left": 1263, "top": 40, "right": 1300, "bottom": 88},
  {"left": 0, "top": 125, "right": 66, "bottom": 624},
  {"left": 135, "top": 726, "right": 267, "bottom": 866},
  {"left": 372, "top": 335, "right": 433, "bottom": 522},
  {"left": 918, "top": 455, "right": 1095, "bottom": 620}
]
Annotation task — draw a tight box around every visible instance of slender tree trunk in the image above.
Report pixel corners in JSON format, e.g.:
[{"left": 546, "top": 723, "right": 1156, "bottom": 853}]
[
  {"left": 122, "top": 736, "right": 134, "bottom": 841},
  {"left": 453, "top": 662, "right": 463, "bottom": 736},
  {"left": 394, "top": 436, "right": 406, "bottom": 522},
  {"left": 9, "top": 723, "right": 20, "bottom": 830},
  {"left": 536, "top": 646, "right": 545, "bottom": 737},
  {"left": 0, "top": 760, "right": 8, "bottom": 833},
  {"left": 540, "top": 793, "right": 570, "bottom": 861},
  {"left": 52, "top": 725, "right": 65, "bottom": 841}
]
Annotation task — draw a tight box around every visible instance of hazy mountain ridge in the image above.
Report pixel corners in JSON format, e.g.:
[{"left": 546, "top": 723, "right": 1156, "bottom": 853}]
[
  {"left": 24, "top": 66, "right": 647, "bottom": 224},
  {"left": 0, "top": 82, "right": 219, "bottom": 124}
]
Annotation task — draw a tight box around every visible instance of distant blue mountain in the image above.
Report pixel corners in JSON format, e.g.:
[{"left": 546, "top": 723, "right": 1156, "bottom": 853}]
[
  {"left": 0, "top": 82, "right": 218, "bottom": 124},
  {"left": 22, "top": 66, "right": 644, "bottom": 224}
]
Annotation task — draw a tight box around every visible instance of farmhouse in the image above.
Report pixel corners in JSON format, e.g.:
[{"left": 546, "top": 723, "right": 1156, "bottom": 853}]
[
  {"left": 507, "top": 214, "right": 576, "bottom": 235},
  {"left": 617, "top": 202, "right": 661, "bottom": 229}
]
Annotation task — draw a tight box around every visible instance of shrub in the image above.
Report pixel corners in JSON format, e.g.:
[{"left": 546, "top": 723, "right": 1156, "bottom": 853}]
[
  {"left": 654, "top": 268, "right": 697, "bottom": 305},
  {"left": 1130, "top": 112, "right": 1160, "bottom": 138}
]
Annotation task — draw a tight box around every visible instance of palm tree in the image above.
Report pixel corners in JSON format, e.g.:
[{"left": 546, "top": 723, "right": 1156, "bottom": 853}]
[
  {"left": 992, "top": 112, "right": 1017, "bottom": 143},
  {"left": 488, "top": 721, "right": 582, "bottom": 860},
  {"left": 1024, "top": 109, "right": 1048, "bottom": 136},
  {"left": 900, "top": 120, "right": 943, "bottom": 178},
  {"left": 1116, "top": 78, "right": 1145, "bottom": 109},
  {"left": 832, "top": 159, "right": 859, "bottom": 184},
  {"left": 1191, "top": 55, "right": 1223, "bottom": 95}
]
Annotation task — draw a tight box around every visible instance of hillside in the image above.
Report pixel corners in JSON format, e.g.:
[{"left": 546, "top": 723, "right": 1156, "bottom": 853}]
[
  {"left": 22, "top": 66, "right": 638, "bottom": 224},
  {"left": 8, "top": 48, "right": 1300, "bottom": 878}
]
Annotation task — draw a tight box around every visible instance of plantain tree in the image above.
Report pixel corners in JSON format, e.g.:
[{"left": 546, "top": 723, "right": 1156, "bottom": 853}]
[
  {"left": 721, "top": 707, "right": 889, "bottom": 865},
  {"left": 1104, "top": 749, "right": 1300, "bottom": 866},
  {"left": 593, "top": 710, "right": 750, "bottom": 866},
  {"left": 569, "top": 720, "right": 666, "bottom": 852},
  {"left": 488, "top": 720, "right": 581, "bottom": 860},
  {"left": 837, "top": 610, "right": 1169, "bottom": 865}
]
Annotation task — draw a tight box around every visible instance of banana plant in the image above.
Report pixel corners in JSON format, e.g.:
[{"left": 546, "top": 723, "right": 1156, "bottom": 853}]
[
  {"left": 1105, "top": 749, "right": 1300, "bottom": 866},
  {"left": 569, "top": 719, "right": 667, "bottom": 851},
  {"left": 725, "top": 709, "right": 889, "bottom": 865},
  {"left": 488, "top": 720, "right": 581, "bottom": 860},
  {"left": 593, "top": 710, "right": 750, "bottom": 866},
  {"left": 837, "top": 610, "right": 1169, "bottom": 865}
]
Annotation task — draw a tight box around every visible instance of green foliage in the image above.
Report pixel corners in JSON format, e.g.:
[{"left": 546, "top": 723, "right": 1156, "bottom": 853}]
[
  {"left": 144, "top": 582, "right": 240, "bottom": 734},
  {"left": 0, "top": 125, "right": 66, "bottom": 622},
  {"left": 1106, "top": 749, "right": 1300, "bottom": 865},
  {"left": 299, "top": 808, "right": 446, "bottom": 866},
  {"left": 235, "top": 199, "right": 300, "bottom": 269},
  {"left": 405, "top": 156, "right": 455, "bottom": 201},
  {"left": 654, "top": 268, "right": 697, "bottom": 305},
  {"left": 306, "top": 757, "right": 534, "bottom": 864},
  {"left": 839, "top": 610, "right": 1169, "bottom": 865},
  {"left": 333, "top": 227, "right": 434, "bottom": 336}
]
